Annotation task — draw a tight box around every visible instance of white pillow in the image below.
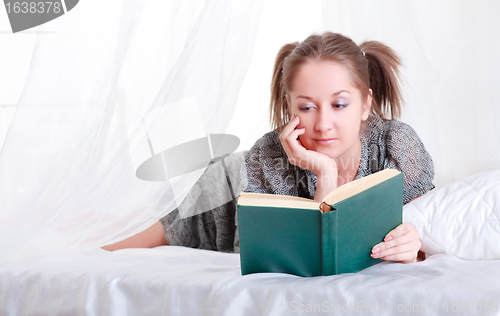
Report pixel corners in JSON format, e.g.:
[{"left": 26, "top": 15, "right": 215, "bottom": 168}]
[{"left": 403, "top": 169, "right": 500, "bottom": 260}]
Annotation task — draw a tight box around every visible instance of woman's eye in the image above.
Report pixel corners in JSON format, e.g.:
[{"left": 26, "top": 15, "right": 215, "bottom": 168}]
[
  {"left": 333, "top": 103, "right": 349, "bottom": 109},
  {"left": 299, "top": 104, "right": 316, "bottom": 112}
]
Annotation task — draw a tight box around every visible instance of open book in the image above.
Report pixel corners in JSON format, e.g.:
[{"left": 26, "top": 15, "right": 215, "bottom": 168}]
[{"left": 237, "top": 169, "right": 404, "bottom": 277}]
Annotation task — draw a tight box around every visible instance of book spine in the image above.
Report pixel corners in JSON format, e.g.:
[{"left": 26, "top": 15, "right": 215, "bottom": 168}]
[{"left": 321, "top": 209, "right": 338, "bottom": 275}]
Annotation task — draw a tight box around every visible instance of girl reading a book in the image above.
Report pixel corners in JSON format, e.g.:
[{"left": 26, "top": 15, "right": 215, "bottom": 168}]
[
  {"left": 104, "top": 32, "right": 434, "bottom": 265},
  {"left": 242, "top": 32, "right": 434, "bottom": 263}
]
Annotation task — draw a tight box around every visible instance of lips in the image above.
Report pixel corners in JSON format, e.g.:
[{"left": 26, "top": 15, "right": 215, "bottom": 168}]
[{"left": 315, "top": 138, "right": 336, "bottom": 145}]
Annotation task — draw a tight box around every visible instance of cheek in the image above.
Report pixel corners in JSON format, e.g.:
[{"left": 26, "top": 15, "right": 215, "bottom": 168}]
[{"left": 337, "top": 116, "right": 362, "bottom": 139}]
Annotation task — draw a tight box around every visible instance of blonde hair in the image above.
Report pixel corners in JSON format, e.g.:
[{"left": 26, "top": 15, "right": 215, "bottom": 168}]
[{"left": 270, "top": 32, "right": 404, "bottom": 133}]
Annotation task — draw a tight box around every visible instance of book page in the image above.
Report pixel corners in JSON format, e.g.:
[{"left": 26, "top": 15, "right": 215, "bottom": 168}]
[
  {"left": 238, "top": 192, "right": 320, "bottom": 210},
  {"left": 322, "top": 169, "right": 401, "bottom": 206},
  {"left": 238, "top": 169, "right": 401, "bottom": 211}
]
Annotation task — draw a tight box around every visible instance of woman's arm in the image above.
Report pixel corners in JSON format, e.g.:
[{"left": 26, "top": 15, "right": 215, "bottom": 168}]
[
  {"left": 279, "top": 115, "right": 338, "bottom": 201},
  {"left": 366, "top": 121, "right": 433, "bottom": 263},
  {"left": 102, "top": 221, "right": 168, "bottom": 251}
]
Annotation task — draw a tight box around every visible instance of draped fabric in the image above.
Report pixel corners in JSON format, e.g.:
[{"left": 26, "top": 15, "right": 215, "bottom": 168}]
[
  {"left": 1, "top": 0, "right": 499, "bottom": 263},
  {"left": 0, "top": 0, "right": 264, "bottom": 262}
]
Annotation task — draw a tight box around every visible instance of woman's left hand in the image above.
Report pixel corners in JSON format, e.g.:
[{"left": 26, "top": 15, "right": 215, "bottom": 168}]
[{"left": 370, "top": 223, "right": 421, "bottom": 264}]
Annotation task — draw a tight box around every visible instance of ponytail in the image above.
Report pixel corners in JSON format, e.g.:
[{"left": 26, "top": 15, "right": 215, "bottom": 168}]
[
  {"left": 270, "top": 42, "right": 298, "bottom": 132},
  {"left": 359, "top": 41, "right": 404, "bottom": 120}
]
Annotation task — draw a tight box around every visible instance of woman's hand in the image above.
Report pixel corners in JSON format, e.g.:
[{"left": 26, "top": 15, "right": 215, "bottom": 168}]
[
  {"left": 279, "top": 115, "right": 338, "bottom": 201},
  {"left": 279, "top": 115, "right": 337, "bottom": 178},
  {"left": 370, "top": 222, "right": 421, "bottom": 264}
]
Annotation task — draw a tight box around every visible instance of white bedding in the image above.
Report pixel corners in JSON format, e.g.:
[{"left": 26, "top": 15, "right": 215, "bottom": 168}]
[
  {"left": 1, "top": 246, "right": 499, "bottom": 316},
  {"left": 2, "top": 170, "right": 499, "bottom": 316},
  {"left": 404, "top": 170, "right": 500, "bottom": 260}
]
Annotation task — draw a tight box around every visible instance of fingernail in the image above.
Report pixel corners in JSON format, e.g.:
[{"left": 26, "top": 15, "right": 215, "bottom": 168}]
[
  {"left": 371, "top": 253, "right": 379, "bottom": 258},
  {"left": 385, "top": 236, "right": 393, "bottom": 242},
  {"left": 372, "top": 247, "right": 380, "bottom": 253}
]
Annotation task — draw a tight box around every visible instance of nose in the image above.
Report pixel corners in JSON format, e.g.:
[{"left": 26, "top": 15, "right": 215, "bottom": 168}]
[{"left": 314, "top": 107, "right": 334, "bottom": 132}]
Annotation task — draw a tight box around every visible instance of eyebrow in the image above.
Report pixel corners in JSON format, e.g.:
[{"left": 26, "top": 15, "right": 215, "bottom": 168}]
[{"left": 295, "top": 90, "right": 351, "bottom": 100}]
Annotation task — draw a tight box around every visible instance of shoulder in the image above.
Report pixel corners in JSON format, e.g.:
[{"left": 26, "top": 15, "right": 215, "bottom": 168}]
[
  {"left": 249, "top": 130, "right": 281, "bottom": 149},
  {"left": 245, "top": 130, "right": 285, "bottom": 162},
  {"left": 362, "top": 115, "right": 429, "bottom": 158},
  {"left": 363, "top": 114, "right": 419, "bottom": 144},
  {"left": 361, "top": 115, "right": 435, "bottom": 203},
  {"left": 362, "top": 114, "right": 432, "bottom": 165}
]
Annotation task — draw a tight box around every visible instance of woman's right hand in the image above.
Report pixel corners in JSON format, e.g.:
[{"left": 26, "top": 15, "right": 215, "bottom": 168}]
[{"left": 279, "top": 115, "right": 338, "bottom": 198}]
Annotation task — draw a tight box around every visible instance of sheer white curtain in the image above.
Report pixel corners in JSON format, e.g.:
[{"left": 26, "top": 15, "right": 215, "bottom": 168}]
[
  {"left": 1, "top": 0, "right": 498, "bottom": 263},
  {"left": 0, "top": 0, "right": 264, "bottom": 262}
]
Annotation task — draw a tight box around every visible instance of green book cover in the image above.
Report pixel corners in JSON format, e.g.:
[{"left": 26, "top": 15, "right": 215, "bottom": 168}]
[{"left": 238, "top": 169, "right": 404, "bottom": 277}]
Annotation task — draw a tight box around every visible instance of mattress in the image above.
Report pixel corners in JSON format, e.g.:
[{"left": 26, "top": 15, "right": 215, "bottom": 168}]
[
  {"left": 1, "top": 246, "right": 499, "bottom": 316},
  {"left": 2, "top": 169, "right": 500, "bottom": 316}
]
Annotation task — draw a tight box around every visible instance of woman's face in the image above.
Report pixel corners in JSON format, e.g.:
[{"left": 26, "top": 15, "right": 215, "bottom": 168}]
[{"left": 287, "top": 60, "right": 371, "bottom": 161}]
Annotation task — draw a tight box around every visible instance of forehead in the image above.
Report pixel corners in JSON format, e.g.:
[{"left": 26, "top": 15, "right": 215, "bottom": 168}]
[{"left": 290, "top": 60, "right": 357, "bottom": 95}]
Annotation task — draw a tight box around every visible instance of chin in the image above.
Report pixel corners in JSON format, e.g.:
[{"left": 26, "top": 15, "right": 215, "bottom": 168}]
[
  {"left": 303, "top": 140, "right": 340, "bottom": 159},
  {"left": 311, "top": 147, "right": 339, "bottom": 159}
]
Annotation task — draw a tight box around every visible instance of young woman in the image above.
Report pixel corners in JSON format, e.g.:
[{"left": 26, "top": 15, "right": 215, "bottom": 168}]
[
  {"left": 242, "top": 32, "right": 434, "bottom": 263},
  {"left": 104, "top": 32, "right": 434, "bottom": 264}
]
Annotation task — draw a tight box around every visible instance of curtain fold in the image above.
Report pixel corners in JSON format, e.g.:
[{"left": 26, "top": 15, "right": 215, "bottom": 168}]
[{"left": 0, "top": 0, "right": 264, "bottom": 263}]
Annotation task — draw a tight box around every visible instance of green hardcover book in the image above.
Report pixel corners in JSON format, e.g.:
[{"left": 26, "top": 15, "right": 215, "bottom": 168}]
[{"left": 237, "top": 169, "right": 404, "bottom": 277}]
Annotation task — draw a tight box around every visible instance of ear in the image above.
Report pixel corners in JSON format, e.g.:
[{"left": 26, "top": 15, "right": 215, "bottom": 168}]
[{"left": 361, "top": 89, "right": 372, "bottom": 121}]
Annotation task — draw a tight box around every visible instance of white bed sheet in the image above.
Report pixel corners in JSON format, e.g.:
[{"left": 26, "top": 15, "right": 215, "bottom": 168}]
[{"left": 1, "top": 246, "right": 499, "bottom": 316}]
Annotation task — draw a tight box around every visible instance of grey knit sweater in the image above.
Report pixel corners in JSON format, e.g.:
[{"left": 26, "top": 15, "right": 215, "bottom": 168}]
[{"left": 161, "top": 115, "right": 435, "bottom": 252}]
